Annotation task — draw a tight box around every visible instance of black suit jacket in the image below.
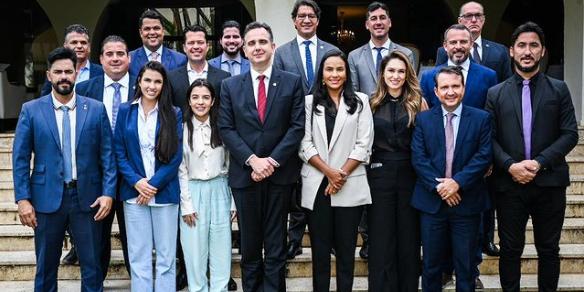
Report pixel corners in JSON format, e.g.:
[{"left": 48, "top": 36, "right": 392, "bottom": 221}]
[
  {"left": 218, "top": 68, "right": 305, "bottom": 188},
  {"left": 485, "top": 73, "right": 578, "bottom": 191},
  {"left": 168, "top": 64, "right": 231, "bottom": 112}
]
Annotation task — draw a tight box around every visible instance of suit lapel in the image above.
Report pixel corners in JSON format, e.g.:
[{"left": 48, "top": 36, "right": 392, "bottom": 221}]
[
  {"left": 509, "top": 79, "right": 524, "bottom": 132},
  {"left": 315, "top": 39, "right": 327, "bottom": 72},
  {"left": 264, "top": 70, "right": 281, "bottom": 125},
  {"left": 465, "top": 63, "right": 477, "bottom": 100},
  {"left": 363, "top": 45, "right": 377, "bottom": 82},
  {"left": 481, "top": 40, "right": 491, "bottom": 65},
  {"left": 453, "top": 106, "right": 469, "bottom": 161},
  {"left": 95, "top": 78, "right": 105, "bottom": 102},
  {"left": 291, "top": 41, "right": 308, "bottom": 87},
  {"left": 530, "top": 75, "right": 545, "bottom": 123},
  {"left": 75, "top": 96, "right": 88, "bottom": 149},
  {"left": 128, "top": 75, "right": 137, "bottom": 99},
  {"left": 314, "top": 104, "right": 328, "bottom": 148},
  {"left": 242, "top": 74, "right": 260, "bottom": 125},
  {"left": 161, "top": 47, "right": 171, "bottom": 68},
  {"left": 432, "top": 107, "right": 447, "bottom": 174},
  {"left": 40, "top": 96, "right": 61, "bottom": 149},
  {"left": 129, "top": 103, "right": 146, "bottom": 175},
  {"left": 177, "top": 66, "right": 190, "bottom": 92},
  {"left": 328, "top": 98, "right": 348, "bottom": 151}
]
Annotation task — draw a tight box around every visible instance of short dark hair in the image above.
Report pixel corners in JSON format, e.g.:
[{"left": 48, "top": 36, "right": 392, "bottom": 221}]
[
  {"left": 139, "top": 9, "right": 163, "bottom": 28},
  {"left": 64, "top": 24, "right": 89, "bottom": 39},
  {"left": 183, "top": 24, "right": 208, "bottom": 41},
  {"left": 221, "top": 20, "right": 241, "bottom": 37},
  {"left": 100, "top": 35, "right": 128, "bottom": 54},
  {"left": 443, "top": 23, "right": 473, "bottom": 42},
  {"left": 434, "top": 66, "right": 465, "bottom": 87},
  {"left": 511, "top": 21, "right": 546, "bottom": 47},
  {"left": 47, "top": 47, "right": 77, "bottom": 69},
  {"left": 243, "top": 22, "right": 273, "bottom": 42},
  {"left": 367, "top": 1, "right": 390, "bottom": 18},
  {"left": 291, "top": 0, "right": 321, "bottom": 19}
]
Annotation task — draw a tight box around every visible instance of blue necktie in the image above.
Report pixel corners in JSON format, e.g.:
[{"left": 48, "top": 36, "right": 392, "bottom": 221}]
[
  {"left": 61, "top": 106, "right": 72, "bottom": 183},
  {"left": 227, "top": 60, "right": 236, "bottom": 76},
  {"left": 303, "top": 40, "right": 314, "bottom": 87},
  {"left": 111, "top": 82, "right": 122, "bottom": 131},
  {"left": 374, "top": 47, "right": 384, "bottom": 74}
]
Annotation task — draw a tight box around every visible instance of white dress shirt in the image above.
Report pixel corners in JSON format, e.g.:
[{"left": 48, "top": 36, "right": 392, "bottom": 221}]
[
  {"left": 178, "top": 117, "right": 232, "bottom": 215},
  {"left": 52, "top": 93, "right": 77, "bottom": 180},
  {"left": 250, "top": 66, "right": 273, "bottom": 106},
  {"left": 441, "top": 103, "right": 463, "bottom": 149},
  {"left": 296, "top": 35, "right": 318, "bottom": 77},
  {"left": 187, "top": 62, "right": 208, "bottom": 85},
  {"left": 369, "top": 39, "right": 392, "bottom": 68},
  {"left": 474, "top": 35, "right": 483, "bottom": 60},
  {"left": 447, "top": 58, "right": 470, "bottom": 82},
  {"left": 144, "top": 46, "right": 163, "bottom": 62},
  {"left": 103, "top": 73, "right": 130, "bottom": 123}
]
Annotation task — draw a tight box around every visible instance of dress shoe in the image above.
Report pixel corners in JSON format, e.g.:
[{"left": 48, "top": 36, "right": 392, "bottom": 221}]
[
  {"left": 483, "top": 242, "right": 500, "bottom": 257},
  {"left": 475, "top": 277, "right": 484, "bottom": 289},
  {"left": 359, "top": 244, "right": 369, "bottom": 259},
  {"left": 331, "top": 248, "right": 336, "bottom": 256},
  {"left": 176, "top": 268, "right": 188, "bottom": 291},
  {"left": 286, "top": 242, "right": 302, "bottom": 260},
  {"left": 62, "top": 246, "right": 79, "bottom": 265},
  {"left": 441, "top": 273, "right": 454, "bottom": 288},
  {"left": 228, "top": 277, "right": 237, "bottom": 291}
]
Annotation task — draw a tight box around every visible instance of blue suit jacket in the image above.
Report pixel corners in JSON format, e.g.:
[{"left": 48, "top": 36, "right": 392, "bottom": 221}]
[
  {"left": 209, "top": 54, "right": 251, "bottom": 75},
  {"left": 420, "top": 61, "right": 497, "bottom": 109},
  {"left": 114, "top": 102, "right": 183, "bottom": 203},
  {"left": 410, "top": 105, "right": 492, "bottom": 215},
  {"left": 128, "top": 46, "right": 187, "bottom": 76},
  {"left": 436, "top": 39, "right": 512, "bottom": 83},
  {"left": 75, "top": 75, "right": 137, "bottom": 102},
  {"left": 12, "top": 95, "right": 116, "bottom": 213},
  {"left": 218, "top": 68, "right": 305, "bottom": 188},
  {"left": 40, "top": 62, "right": 104, "bottom": 96}
]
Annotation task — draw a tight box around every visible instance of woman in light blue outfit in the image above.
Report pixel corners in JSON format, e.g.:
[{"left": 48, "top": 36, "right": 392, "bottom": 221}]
[
  {"left": 114, "top": 61, "right": 183, "bottom": 291},
  {"left": 179, "top": 79, "right": 235, "bottom": 292}
]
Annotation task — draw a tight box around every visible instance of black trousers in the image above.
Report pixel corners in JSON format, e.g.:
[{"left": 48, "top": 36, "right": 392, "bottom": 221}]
[
  {"left": 367, "top": 159, "right": 420, "bottom": 292},
  {"left": 287, "top": 181, "right": 306, "bottom": 247},
  {"left": 232, "top": 182, "right": 292, "bottom": 292},
  {"left": 100, "top": 200, "right": 130, "bottom": 279},
  {"left": 306, "top": 179, "right": 363, "bottom": 292},
  {"left": 496, "top": 184, "right": 566, "bottom": 292}
]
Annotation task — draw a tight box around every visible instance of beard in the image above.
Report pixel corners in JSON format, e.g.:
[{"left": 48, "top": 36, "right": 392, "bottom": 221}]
[
  {"left": 448, "top": 50, "right": 469, "bottom": 65},
  {"left": 514, "top": 58, "right": 540, "bottom": 73},
  {"left": 52, "top": 80, "right": 74, "bottom": 95}
]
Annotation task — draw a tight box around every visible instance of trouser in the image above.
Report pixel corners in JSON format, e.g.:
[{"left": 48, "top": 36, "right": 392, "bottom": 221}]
[
  {"left": 287, "top": 181, "right": 306, "bottom": 248},
  {"left": 100, "top": 200, "right": 130, "bottom": 279}
]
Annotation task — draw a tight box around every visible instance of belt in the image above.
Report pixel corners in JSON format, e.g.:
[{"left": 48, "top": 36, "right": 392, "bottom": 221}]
[{"left": 64, "top": 180, "right": 77, "bottom": 189}]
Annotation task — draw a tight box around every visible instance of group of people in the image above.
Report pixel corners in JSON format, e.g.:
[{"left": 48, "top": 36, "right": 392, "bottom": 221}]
[{"left": 12, "top": 1, "right": 577, "bottom": 292}]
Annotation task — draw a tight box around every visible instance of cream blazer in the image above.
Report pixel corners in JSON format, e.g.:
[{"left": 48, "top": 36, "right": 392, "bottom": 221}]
[{"left": 299, "top": 92, "right": 373, "bottom": 210}]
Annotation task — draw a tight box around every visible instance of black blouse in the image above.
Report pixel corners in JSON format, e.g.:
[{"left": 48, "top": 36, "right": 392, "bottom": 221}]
[
  {"left": 372, "top": 94, "right": 413, "bottom": 159},
  {"left": 324, "top": 98, "right": 338, "bottom": 144}
]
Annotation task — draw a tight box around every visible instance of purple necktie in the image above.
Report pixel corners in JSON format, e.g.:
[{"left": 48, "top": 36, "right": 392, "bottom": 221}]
[
  {"left": 445, "top": 112, "right": 455, "bottom": 178},
  {"left": 522, "top": 80, "right": 532, "bottom": 160}
]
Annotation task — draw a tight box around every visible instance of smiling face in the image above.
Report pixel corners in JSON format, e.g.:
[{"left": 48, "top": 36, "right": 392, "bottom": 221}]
[
  {"left": 139, "top": 69, "right": 163, "bottom": 101},
  {"left": 220, "top": 27, "right": 243, "bottom": 57},
  {"left": 47, "top": 59, "right": 77, "bottom": 95},
  {"left": 64, "top": 32, "right": 90, "bottom": 64},
  {"left": 294, "top": 5, "right": 319, "bottom": 39},
  {"left": 383, "top": 57, "right": 406, "bottom": 95},
  {"left": 510, "top": 32, "right": 545, "bottom": 74},
  {"left": 444, "top": 28, "right": 472, "bottom": 65},
  {"left": 322, "top": 56, "right": 347, "bottom": 92},
  {"left": 139, "top": 18, "right": 164, "bottom": 51},
  {"left": 434, "top": 72, "right": 465, "bottom": 112},
  {"left": 183, "top": 31, "right": 208, "bottom": 63},
  {"left": 188, "top": 85, "right": 214, "bottom": 121},
  {"left": 100, "top": 41, "right": 129, "bottom": 79},
  {"left": 366, "top": 7, "right": 391, "bottom": 41},
  {"left": 243, "top": 27, "right": 275, "bottom": 69}
]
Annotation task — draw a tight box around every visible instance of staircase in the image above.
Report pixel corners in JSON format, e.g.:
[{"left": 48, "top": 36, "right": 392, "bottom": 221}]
[{"left": 0, "top": 132, "right": 583, "bottom": 291}]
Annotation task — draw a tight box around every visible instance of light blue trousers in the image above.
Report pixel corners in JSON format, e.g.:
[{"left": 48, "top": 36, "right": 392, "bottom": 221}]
[
  {"left": 180, "top": 176, "right": 232, "bottom": 292},
  {"left": 124, "top": 202, "right": 178, "bottom": 292}
]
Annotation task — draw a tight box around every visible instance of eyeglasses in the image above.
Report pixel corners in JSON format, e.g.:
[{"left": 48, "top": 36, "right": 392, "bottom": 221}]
[
  {"left": 296, "top": 14, "right": 317, "bottom": 20},
  {"left": 459, "top": 13, "right": 485, "bottom": 20}
]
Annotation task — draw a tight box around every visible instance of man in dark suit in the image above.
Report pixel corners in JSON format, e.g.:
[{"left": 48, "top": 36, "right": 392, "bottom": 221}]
[
  {"left": 75, "top": 35, "right": 135, "bottom": 280},
  {"left": 128, "top": 9, "right": 187, "bottom": 76},
  {"left": 13, "top": 47, "right": 116, "bottom": 292},
  {"left": 436, "top": 1, "right": 512, "bottom": 83},
  {"left": 218, "top": 22, "right": 304, "bottom": 292},
  {"left": 40, "top": 24, "right": 103, "bottom": 96},
  {"left": 209, "top": 21, "right": 251, "bottom": 76},
  {"left": 272, "top": 0, "right": 338, "bottom": 261},
  {"left": 411, "top": 66, "right": 492, "bottom": 292},
  {"left": 169, "top": 24, "right": 230, "bottom": 111},
  {"left": 485, "top": 22, "right": 578, "bottom": 292}
]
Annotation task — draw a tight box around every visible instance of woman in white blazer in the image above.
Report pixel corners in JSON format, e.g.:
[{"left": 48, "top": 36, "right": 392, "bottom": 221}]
[{"left": 299, "top": 49, "right": 373, "bottom": 292}]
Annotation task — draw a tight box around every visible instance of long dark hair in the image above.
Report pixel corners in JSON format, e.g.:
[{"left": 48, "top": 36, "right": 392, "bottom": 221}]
[
  {"left": 133, "top": 61, "right": 178, "bottom": 164},
  {"left": 312, "top": 49, "right": 362, "bottom": 115},
  {"left": 184, "top": 78, "right": 222, "bottom": 151}
]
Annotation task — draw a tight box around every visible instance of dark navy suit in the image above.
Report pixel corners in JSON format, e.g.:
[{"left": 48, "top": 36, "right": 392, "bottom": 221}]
[
  {"left": 40, "top": 62, "right": 103, "bottom": 96},
  {"left": 128, "top": 46, "right": 187, "bottom": 76},
  {"left": 411, "top": 105, "right": 492, "bottom": 292},
  {"left": 168, "top": 64, "right": 230, "bottom": 112},
  {"left": 13, "top": 94, "right": 116, "bottom": 292}
]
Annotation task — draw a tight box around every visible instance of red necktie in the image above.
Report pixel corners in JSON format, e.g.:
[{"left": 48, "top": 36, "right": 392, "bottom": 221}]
[{"left": 257, "top": 75, "right": 266, "bottom": 123}]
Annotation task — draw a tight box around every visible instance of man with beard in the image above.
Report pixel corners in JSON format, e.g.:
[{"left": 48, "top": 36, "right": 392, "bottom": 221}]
[
  {"left": 128, "top": 9, "right": 187, "bottom": 76},
  {"left": 485, "top": 22, "right": 578, "bottom": 292},
  {"left": 419, "top": 23, "right": 497, "bottom": 289},
  {"left": 209, "top": 21, "right": 251, "bottom": 76},
  {"left": 13, "top": 47, "right": 116, "bottom": 291},
  {"left": 40, "top": 24, "right": 103, "bottom": 96}
]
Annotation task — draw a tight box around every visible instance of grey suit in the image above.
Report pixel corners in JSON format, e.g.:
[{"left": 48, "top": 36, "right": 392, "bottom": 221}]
[
  {"left": 274, "top": 38, "right": 338, "bottom": 95},
  {"left": 348, "top": 41, "right": 415, "bottom": 98}
]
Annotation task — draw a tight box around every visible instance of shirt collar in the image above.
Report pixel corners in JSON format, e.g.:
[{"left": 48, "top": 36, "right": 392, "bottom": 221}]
[
  {"left": 221, "top": 52, "right": 241, "bottom": 64},
  {"left": 133, "top": 97, "right": 159, "bottom": 114},
  {"left": 513, "top": 70, "right": 542, "bottom": 85},
  {"left": 474, "top": 35, "right": 482, "bottom": 49},
  {"left": 52, "top": 92, "right": 76, "bottom": 110},
  {"left": 441, "top": 102, "right": 463, "bottom": 117},
  {"left": 447, "top": 57, "right": 471, "bottom": 72},
  {"left": 144, "top": 46, "right": 163, "bottom": 58},
  {"left": 296, "top": 34, "right": 318, "bottom": 47},
  {"left": 250, "top": 65, "right": 273, "bottom": 81},
  {"left": 104, "top": 73, "right": 130, "bottom": 88},
  {"left": 369, "top": 38, "right": 392, "bottom": 50},
  {"left": 187, "top": 62, "right": 209, "bottom": 74},
  {"left": 193, "top": 116, "right": 211, "bottom": 128},
  {"left": 79, "top": 61, "right": 90, "bottom": 72}
]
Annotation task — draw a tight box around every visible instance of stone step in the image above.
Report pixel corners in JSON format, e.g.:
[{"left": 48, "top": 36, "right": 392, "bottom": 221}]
[
  {"left": 0, "top": 134, "right": 14, "bottom": 150},
  {"left": 0, "top": 244, "right": 583, "bottom": 280},
  {"left": 567, "top": 156, "right": 584, "bottom": 175},
  {"left": 2, "top": 274, "right": 584, "bottom": 291}
]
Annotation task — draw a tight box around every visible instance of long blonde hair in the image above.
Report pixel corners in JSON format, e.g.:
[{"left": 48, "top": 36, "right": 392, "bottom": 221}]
[{"left": 370, "top": 51, "right": 426, "bottom": 127}]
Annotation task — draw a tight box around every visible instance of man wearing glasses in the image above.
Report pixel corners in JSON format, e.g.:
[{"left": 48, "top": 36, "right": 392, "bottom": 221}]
[{"left": 436, "top": 1, "right": 512, "bottom": 82}]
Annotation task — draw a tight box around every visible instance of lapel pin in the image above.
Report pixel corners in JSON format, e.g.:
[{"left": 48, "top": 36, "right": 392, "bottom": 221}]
[
  {"left": 83, "top": 104, "right": 88, "bottom": 110},
  {"left": 272, "top": 82, "right": 277, "bottom": 87},
  {"left": 320, "top": 45, "right": 324, "bottom": 49}
]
